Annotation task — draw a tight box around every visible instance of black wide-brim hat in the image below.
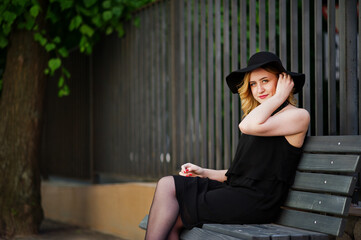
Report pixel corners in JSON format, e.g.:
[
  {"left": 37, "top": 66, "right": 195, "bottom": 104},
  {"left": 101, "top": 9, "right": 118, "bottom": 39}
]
[{"left": 226, "top": 51, "right": 305, "bottom": 94}]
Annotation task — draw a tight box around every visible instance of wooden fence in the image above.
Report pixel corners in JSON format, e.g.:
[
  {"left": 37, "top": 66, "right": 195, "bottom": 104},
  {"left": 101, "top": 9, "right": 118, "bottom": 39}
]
[{"left": 41, "top": 0, "right": 361, "bottom": 181}]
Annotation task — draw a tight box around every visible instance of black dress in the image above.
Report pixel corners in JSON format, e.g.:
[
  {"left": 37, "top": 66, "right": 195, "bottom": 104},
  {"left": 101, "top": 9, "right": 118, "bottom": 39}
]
[{"left": 173, "top": 134, "right": 303, "bottom": 229}]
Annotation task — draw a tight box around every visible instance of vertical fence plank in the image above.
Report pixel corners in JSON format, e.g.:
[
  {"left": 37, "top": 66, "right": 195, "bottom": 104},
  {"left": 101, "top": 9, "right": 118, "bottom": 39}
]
[
  {"left": 135, "top": 13, "right": 142, "bottom": 176},
  {"left": 240, "top": 0, "right": 247, "bottom": 67},
  {"left": 249, "top": 0, "right": 256, "bottom": 55},
  {"left": 231, "top": 0, "right": 239, "bottom": 158},
  {"left": 215, "top": 0, "right": 222, "bottom": 169},
  {"left": 161, "top": 2, "right": 169, "bottom": 175},
  {"left": 130, "top": 20, "right": 137, "bottom": 176},
  {"left": 207, "top": 0, "right": 215, "bottom": 169},
  {"left": 123, "top": 28, "right": 129, "bottom": 175},
  {"left": 157, "top": 3, "right": 163, "bottom": 175},
  {"left": 155, "top": 4, "right": 162, "bottom": 177},
  {"left": 259, "top": 0, "right": 266, "bottom": 51},
  {"left": 279, "top": 0, "right": 287, "bottom": 62},
  {"left": 89, "top": 52, "right": 94, "bottom": 181},
  {"left": 339, "top": 0, "right": 358, "bottom": 135},
  {"left": 268, "top": 0, "right": 276, "bottom": 53},
  {"left": 150, "top": 6, "right": 156, "bottom": 176},
  {"left": 359, "top": 0, "right": 361, "bottom": 135},
  {"left": 179, "top": 0, "right": 186, "bottom": 170},
  {"left": 314, "top": 0, "right": 323, "bottom": 135},
  {"left": 144, "top": 9, "right": 151, "bottom": 177},
  {"left": 170, "top": 0, "right": 185, "bottom": 171},
  {"left": 290, "top": 0, "right": 299, "bottom": 104},
  {"left": 193, "top": 0, "right": 200, "bottom": 166},
  {"left": 186, "top": 0, "right": 194, "bottom": 163},
  {"left": 223, "top": 0, "right": 231, "bottom": 168},
  {"left": 327, "top": 0, "right": 337, "bottom": 135},
  {"left": 302, "top": 0, "right": 311, "bottom": 129},
  {"left": 140, "top": 10, "right": 146, "bottom": 176},
  {"left": 339, "top": 1, "right": 346, "bottom": 135},
  {"left": 200, "top": 0, "right": 207, "bottom": 167}
]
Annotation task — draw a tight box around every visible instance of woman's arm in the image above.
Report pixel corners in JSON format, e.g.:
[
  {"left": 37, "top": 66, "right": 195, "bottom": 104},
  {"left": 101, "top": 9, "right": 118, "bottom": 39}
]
[{"left": 179, "top": 163, "right": 227, "bottom": 182}]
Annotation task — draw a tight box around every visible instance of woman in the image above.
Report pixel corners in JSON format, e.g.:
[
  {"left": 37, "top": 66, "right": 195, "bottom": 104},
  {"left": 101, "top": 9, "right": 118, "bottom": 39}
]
[{"left": 145, "top": 51, "right": 310, "bottom": 240}]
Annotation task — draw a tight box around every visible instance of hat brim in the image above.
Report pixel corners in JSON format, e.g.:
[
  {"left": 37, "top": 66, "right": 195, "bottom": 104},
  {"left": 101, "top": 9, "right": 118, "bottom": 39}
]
[{"left": 226, "top": 62, "right": 305, "bottom": 94}]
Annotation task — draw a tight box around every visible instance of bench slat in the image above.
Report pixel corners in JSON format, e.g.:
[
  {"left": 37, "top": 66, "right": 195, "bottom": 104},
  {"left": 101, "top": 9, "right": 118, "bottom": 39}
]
[
  {"left": 276, "top": 209, "right": 346, "bottom": 236},
  {"left": 180, "top": 227, "right": 241, "bottom": 240},
  {"left": 284, "top": 190, "right": 352, "bottom": 216},
  {"left": 204, "top": 224, "right": 284, "bottom": 240},
  {"left": 304, "top": 136, "right": 361, "bottom": 153},
  {"left": 298, "top": 153, "right": 360, "bottom": 173},
  {"left": 292, "top": 172, "right": 356, "bottom": 195},
  {"left": 268, "top": 224, "right": 328, "bottom": 240},
  {"left": 203, "top": 224, "right": 305, "bottom": 240}
]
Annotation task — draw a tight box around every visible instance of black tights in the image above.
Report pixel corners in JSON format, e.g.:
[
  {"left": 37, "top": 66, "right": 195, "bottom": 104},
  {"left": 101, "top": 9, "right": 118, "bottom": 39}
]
[{"left": 145, "top": 176, "right": 184, "bottom": 240}]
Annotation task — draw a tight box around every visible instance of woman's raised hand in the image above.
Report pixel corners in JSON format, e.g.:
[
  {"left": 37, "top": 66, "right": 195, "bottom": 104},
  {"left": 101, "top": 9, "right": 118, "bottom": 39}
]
[
  {"left": 276, "top": 72, "right": 294, "bottom": 101},
  {"left": 179, "top": 163, "right": 204, "bottom": 177}
]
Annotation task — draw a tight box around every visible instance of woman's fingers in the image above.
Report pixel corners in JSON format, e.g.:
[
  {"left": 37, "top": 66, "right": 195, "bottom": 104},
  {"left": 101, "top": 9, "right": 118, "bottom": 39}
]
[
  {"left": 179, "top": 163, "right": 198, "bottom": 177},
  {"left": 277, "top": 72, "right": 294, "bottom": 96}
]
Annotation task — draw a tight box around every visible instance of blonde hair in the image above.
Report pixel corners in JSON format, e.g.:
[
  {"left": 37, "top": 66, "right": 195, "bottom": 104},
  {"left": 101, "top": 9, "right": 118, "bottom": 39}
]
[{"left": 237, "top": 66, "right": 297, "bottom": 117}]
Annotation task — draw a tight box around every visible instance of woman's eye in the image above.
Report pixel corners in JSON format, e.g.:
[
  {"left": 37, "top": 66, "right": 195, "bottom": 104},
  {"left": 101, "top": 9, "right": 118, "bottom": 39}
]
[
  {"left": 250, "top": 82, "right": 256, "bottom": 87},
  {"left": 262, "top": 80, "right": 268, "bottom": 83}
]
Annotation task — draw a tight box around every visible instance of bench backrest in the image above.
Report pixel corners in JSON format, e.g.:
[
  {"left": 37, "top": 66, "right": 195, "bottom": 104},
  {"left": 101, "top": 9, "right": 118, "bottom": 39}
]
[{"left": 276, "top": 135, "right": 361, "bottom": 236}]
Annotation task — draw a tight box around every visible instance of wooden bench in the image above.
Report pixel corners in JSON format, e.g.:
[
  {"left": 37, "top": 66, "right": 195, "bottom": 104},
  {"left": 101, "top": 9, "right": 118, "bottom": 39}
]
[{"left": 139, "top": 135, "right": 361, "bottom": 239}]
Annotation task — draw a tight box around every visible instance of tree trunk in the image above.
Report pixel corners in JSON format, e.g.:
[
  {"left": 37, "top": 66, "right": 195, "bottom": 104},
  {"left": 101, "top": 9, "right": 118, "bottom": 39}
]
[{"left": 0, "top": 2, "right": 48, "bottom": 238}]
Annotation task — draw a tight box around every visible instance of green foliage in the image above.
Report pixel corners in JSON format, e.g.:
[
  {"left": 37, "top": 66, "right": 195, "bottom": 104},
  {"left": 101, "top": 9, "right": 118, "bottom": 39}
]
[{"left": 0, "top": 0, "right": 154, "bottom": 96}]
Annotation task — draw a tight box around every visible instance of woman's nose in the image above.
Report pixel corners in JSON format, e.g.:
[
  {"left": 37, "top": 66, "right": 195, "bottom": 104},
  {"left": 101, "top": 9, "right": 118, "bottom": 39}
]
[{"left": 257, "top": 85, "right": 264, "bottom": 93}]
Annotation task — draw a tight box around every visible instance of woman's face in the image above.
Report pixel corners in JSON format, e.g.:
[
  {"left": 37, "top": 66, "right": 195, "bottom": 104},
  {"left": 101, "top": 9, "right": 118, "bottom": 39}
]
[{"left": 249, "top": 68, "right": 278, "bottom": 103}]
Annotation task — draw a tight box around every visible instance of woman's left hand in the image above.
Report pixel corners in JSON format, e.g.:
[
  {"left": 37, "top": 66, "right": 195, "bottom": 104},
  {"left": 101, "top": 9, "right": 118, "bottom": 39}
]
[{"left": 275, "top": 72, "right": 294, "bottom": 101}]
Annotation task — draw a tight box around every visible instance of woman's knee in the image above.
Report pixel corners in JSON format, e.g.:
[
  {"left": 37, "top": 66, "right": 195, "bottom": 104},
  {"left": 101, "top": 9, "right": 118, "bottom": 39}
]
[{"left": 156, "top": 176, "right": 176, "bottom": 195}]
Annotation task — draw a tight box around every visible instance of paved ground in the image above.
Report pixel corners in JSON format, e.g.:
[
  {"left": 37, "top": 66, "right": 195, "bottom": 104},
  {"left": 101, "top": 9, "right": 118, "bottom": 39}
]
[{"left": 14, "top": 219, "right": 126, "bottom": 240}]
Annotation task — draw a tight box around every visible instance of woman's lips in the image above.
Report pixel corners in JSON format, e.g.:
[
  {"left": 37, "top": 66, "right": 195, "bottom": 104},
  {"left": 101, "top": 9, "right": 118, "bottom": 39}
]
[{"left": 259, "top": 94, "right": 268, "bottom": 99}]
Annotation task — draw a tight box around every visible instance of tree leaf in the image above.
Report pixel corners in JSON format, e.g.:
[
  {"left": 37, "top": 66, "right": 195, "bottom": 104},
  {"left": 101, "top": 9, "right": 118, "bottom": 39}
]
[
  {"left": 12, "top": 0, "right": 27, "bottom": 7},
  {"left": 3, "top": 11, "right": 17, "bottom": 24},
  {"left": 58, "top": 84, "right": 70, "bottom": 97},
  {"left": 48, "top": 58, "right": 62, "bottom": 75},
  {"left": 69, "top": 15, "right": 82, "bottom": 31},
  {"left": 112, "top": 6, "right": 123, "bottom": 17},
  {"left": 116, "top": 23, "right": 124, "bottom": 38},
  {"left": 91, "top": 15, "right": 102, "bottom": 27},
  {"left": 80, "top": 24, "right": 94, "bottom": 37},
  {"left": 19, "top": 18, "right": 35, "bottom": 30},
  {"left": 60, "top": 0, "right": 73, "bottom": 11},
  {"left": 83, "top": 0, "right": 97, "bottom": 8},
  {"left": 58, "top": 47, "right": 69, "bottom": 58},
  {"left": 102, "top": 10, "right": 112, "bottom": 21},
  {"left": 30, "top": 5, "right": 41, "bottom": 18},
  {"left": 46, "top": 8, "right": 59, "bottom": 23},
  {"left": 58, "top": 76, "right": 64, "bottom": 87},
  {"left": 0, "top": 35, "right": 8, "bottom": 48},
  {"left": 53, "top": 36, "right": 61, "bottom": 44},
  {"left": 102, "top": 1, "right": 111, "bottom": 9},
  {"left": 105, "top": 26, "right": 113, "bottom": 35},
  {"left": 33, "top": 32, "right": 47, "bottom": 46},
  {"left": 62, "top": 67, "right": 71, "bottom": 78},
  {"left": 45, "top": 43, "right": 56, "bottom": 52}
]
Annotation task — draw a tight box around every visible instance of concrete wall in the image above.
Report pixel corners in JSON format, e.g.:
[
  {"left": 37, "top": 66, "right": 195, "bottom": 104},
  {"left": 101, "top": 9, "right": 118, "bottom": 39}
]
[{"left": 41, "top": 181, "right": 156, "bottom": 240}]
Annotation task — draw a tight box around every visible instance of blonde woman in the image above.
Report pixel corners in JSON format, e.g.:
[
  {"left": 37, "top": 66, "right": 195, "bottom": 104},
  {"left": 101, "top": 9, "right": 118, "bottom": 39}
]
[{"left": 145, "top": 51, "right": 310, "bottom": 240}]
